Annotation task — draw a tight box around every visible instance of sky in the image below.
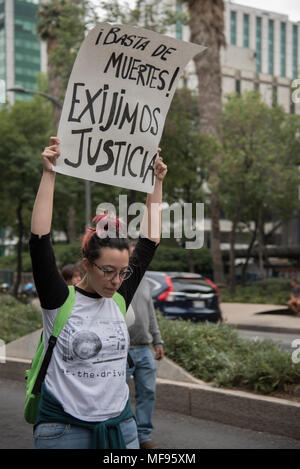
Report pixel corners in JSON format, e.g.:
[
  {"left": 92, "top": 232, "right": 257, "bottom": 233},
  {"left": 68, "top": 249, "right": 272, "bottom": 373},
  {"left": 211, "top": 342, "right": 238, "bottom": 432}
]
[{"left": 229, "top": 0, "right": 300, "bottom": 22}]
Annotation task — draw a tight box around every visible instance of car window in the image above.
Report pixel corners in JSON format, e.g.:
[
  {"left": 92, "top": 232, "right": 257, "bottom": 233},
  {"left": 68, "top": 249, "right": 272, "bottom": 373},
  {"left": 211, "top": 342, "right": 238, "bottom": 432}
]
[
  {"left": 146, "top": 277, "right": 162, "bottom": 292},
  {"left": 172, "top": 280, "right": 213, "bottom": 293}
]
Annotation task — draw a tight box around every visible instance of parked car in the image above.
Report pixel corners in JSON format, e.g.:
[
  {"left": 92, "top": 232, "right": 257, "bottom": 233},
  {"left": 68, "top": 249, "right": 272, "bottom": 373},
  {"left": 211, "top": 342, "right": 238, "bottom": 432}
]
[{"left": 145, "top": 271, "right": 221, "bottom": 323}]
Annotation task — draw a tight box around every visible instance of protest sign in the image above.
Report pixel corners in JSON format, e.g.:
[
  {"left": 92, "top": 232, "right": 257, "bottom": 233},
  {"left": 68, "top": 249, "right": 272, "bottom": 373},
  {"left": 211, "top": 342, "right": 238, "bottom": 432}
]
[{"left": 55, "top": 23, "right": 205, "bottom": 193}]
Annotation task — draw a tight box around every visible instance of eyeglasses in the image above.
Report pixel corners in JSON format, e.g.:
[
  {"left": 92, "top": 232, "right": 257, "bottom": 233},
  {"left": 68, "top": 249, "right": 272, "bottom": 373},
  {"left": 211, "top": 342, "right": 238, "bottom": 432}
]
[{"left": 92, "top": 262, "right": 133, "bottom": 281}]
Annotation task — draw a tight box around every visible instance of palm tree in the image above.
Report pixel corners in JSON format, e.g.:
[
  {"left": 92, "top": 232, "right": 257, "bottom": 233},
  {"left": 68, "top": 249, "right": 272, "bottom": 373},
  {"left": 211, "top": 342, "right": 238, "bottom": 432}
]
[
  {"left": 36, "top": 0, "right": 63, "bottom": 129},
  {"left": 36, "top": 0, "right": 88, "bottom": 242},
  {"left": 185, "top": 0, "right": 225, "bottom": 284}
]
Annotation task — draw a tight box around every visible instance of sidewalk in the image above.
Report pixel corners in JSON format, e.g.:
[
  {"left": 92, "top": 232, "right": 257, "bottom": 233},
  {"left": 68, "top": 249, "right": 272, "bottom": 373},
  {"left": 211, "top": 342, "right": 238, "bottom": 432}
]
[
  {"left": 221, "top": 302, "right": 300, "bottom": 334},
  {"left": 1, "top": 299, "right": 300, "bottom": 441}
]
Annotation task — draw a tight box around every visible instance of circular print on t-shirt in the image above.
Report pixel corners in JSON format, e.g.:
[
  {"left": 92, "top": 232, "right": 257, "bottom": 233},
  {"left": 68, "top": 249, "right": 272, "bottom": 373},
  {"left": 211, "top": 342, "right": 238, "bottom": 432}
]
[{"left": 72, "top": 330, "right": 102, "bottom": 360}]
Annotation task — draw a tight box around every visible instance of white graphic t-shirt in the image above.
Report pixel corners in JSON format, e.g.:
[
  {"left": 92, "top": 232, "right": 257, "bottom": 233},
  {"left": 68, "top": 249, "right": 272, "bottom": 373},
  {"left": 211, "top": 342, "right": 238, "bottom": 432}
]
[
  {"left": 29, "top": 233, "right": 157, "bottom": 423},
  {"left": 43, "top": 291, "right": 129, "bottom": 421}
]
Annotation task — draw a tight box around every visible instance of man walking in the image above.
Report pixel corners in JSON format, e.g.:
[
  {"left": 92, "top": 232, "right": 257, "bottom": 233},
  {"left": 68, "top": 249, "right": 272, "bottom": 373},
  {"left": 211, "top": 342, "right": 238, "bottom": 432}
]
[{"left": 126, "top": 252, "right": 164, "bottom": 449}]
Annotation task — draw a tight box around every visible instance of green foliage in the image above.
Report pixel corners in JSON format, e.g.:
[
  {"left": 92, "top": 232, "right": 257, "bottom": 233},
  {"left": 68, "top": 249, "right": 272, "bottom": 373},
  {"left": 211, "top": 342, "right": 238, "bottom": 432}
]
[
  {"left": 52, "top": 175, "right": 86, "bottom": 240},
  {"left": 37, "top": 0, "right": 93, "bottom": 100},
  {"left": 149, "top": 244, "right": 212, "bottom": 274},
  {"left": 0, "top": 98, "right": 53, "bottom": 293},
  {"left": 0, "top": 241, "right": 82, "bottom": 272},
  {"left": 220, "top": 278, "right": 293, "bottom": 305},
  {"left": 0, "top": 295, "right": 42, "bottom": 343},
  {"left": 0, "top": 252, "right": 32, "bottom": 273},
  {"left": 161, "top": 88, "right": 214, "bottom": 206},
  {"left": 157, "top": 313, "right": 300, "bottom": 395},
  {"left": 0, "top": 98, "right": 52, "bottom": 214},
  {"left": 99, "top": 0, "right": 188, "bottom": 33},
  {"left": 219, "top": 91, "right": 300, "bottom": 224},
  {"left": 53, "top": 241, "right": 82, "bottom": 268}
]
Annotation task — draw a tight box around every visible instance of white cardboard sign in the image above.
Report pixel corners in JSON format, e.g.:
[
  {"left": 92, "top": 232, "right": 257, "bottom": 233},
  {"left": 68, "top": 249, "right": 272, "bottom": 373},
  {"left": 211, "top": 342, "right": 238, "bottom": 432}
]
[{"left": 55, "top": 23, "right": 205, "bottom": 193}]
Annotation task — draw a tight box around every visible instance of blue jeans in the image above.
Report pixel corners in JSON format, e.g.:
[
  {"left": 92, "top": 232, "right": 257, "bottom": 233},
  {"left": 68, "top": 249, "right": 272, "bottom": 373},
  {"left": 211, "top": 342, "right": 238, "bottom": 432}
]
[
  {"left": 126, "top": 346, "right": 156, "bottom": 444},
  {"left": 33, "top": 417, "right": 139, "bottom": 449}
]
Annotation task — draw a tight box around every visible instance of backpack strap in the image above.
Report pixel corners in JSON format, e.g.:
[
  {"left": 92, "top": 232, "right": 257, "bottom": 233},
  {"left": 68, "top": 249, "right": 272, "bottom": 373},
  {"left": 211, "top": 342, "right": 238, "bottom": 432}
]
[
  {"left": 32, "top": 286, "right": 75, "bottom": 395},
  {"left": 52, "top": 286, "right": 76, "bottom": 337},
  {"left": 112, "top": 291, "right": 126, "bottom": 317}
]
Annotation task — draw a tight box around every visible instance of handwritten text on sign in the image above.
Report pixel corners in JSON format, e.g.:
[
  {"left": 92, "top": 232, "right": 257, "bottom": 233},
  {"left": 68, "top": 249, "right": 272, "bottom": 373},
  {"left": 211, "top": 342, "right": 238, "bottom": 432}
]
[{"left": 55, "top": 24, "right": 205, "bottom": 193}]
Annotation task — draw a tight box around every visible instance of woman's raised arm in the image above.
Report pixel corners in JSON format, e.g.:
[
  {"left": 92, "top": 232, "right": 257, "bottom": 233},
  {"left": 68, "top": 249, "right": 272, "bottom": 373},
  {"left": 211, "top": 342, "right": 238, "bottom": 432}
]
[
  {"left": 31, "top": 137, "right": 60, "bottom": 237},
  {"left": 140, "top": 150, "right": 167, "bottom": 244}
]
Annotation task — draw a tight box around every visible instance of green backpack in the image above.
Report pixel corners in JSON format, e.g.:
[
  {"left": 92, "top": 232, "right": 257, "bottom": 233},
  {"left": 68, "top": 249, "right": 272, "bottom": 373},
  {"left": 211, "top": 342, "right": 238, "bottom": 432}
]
[{"left": 24, "top": 285, "right": 127, "bottom": 424}]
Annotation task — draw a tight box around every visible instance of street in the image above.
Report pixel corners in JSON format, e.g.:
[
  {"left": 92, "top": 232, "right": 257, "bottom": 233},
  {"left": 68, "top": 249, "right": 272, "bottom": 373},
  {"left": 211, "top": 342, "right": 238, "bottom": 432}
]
[
  {"left": 0, "top": 378, "right": 299, "bottom": 450},
  {"left": 236, "top": 328, "right": 300, "bottom": 352}
]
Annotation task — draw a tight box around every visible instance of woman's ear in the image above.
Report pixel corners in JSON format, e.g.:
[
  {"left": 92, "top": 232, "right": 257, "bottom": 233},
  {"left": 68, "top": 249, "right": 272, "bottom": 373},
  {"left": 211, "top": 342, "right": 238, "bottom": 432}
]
[{"left": 82, "top": 257, "right": 90, "bottom": 273}]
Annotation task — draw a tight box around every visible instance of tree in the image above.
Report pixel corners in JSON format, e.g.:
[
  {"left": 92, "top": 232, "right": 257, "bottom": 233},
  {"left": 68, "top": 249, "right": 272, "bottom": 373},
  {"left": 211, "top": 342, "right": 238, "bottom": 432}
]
[
  {"left": 160, "top": 87, "right": 217, "bottom": 270},
  {"left": 184, "top": 0, "right": 226, "bottom": 285},
  {"left": 36, "top": 1, "right": 97, "bottom": 241},
  {"left": 218, "top": 91, "right": 300, "bottom": 291},
  {"left": 36, "top": 0, "right": 93, "bottom": 127},
  {"left": 0, "top": 98, "right": 53, "bottom": 295},
  {"left": 98, "top": 0, "right": 187, "bottom": 213},
  {"left": 99, "top": 0, "right": 186, "bottom": 33},
  {"left": 161, "top": 88, "right": 208, "bottom": 203}
]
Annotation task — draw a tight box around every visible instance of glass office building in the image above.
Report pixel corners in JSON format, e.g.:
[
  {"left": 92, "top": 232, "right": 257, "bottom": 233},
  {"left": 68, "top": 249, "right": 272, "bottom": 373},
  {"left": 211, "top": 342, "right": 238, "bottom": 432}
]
[
  {"left": 0, "top": 0, "right": 42, "bottom": 103},
  {"left": 256, "top": 16, "right": 262, "bottom": 73},
  {"left": 243, "top": 14, "right": 249, "bottom": 48},
  {"left": 293, "top": 24, "right": 298, "bottom": 79},
  {"left": 0, "top": 0, "right": 5, "bottom": 101},
  {"left": 268, "top": 19, "right": 274, "bottom": 76},
  {"left": 230, "top": 10, "right": 236, "bottom": 45}
]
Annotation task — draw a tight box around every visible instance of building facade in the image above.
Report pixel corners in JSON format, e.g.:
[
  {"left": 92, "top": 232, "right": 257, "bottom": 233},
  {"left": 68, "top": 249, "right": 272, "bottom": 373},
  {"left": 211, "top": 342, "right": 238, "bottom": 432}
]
[
  {"left": 177, "top": 1, "right": 300, "bottom": 253},
  {"left": 222, "top": 2, "right": 300, "bottom": 246},
  {"left": 0, "top": 0, "right": 46, "bottom": 104},
  {"left": 222, "top": 1, "right": 300, "bottom": 114},
  {"left": 180, "top": 1, "right": 300, "bottom": 114}
]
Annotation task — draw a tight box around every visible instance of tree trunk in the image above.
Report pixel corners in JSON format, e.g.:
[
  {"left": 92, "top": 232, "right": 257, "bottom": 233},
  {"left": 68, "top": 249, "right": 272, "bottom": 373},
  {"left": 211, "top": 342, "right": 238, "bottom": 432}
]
[
  {"left": 210, "top": 187, "right": 224, "bottom": 284},
  {"left": 229, "top": 211, "right": 239, "bottom": 294},
  {"left": 187, "top": 0, "right": 225, "bottom": 285},
  {"left": 68, "top": 205, "right": 76, "bottom": 243},
  {"left": 188, "top": 250, "right": 195, "bottom": 273},
  {"left": 257, "top": 207, "right": 265, "bottom": 279},
  {"left": 13, "top": 201, "right": 24, "bottom": 297},
  {"left": 47, "top": 37, "right": 62, "bottom": 130}
]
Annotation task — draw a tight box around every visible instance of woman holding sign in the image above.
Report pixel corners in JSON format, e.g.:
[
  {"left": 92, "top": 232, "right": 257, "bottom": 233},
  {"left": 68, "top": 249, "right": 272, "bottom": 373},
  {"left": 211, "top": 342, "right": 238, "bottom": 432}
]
[{"left": 29, "top": 136, "right": 167, "bottom": 449}]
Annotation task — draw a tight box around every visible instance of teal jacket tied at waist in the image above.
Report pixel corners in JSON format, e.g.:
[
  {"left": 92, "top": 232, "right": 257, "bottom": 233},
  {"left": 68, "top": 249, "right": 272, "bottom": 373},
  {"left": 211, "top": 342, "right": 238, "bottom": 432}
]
[{"left": 35, "top": 383, "right": 134, "bottom": 449}]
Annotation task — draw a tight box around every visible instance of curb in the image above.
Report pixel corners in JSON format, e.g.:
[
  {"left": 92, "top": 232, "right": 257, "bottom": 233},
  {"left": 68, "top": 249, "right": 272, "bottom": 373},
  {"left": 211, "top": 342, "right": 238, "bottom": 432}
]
[
  {"left": 2, "top": 357, "right": 300, "bottom": 441},
  {"left": 153, "top": 379, "right": 300, "bottom": 441}
]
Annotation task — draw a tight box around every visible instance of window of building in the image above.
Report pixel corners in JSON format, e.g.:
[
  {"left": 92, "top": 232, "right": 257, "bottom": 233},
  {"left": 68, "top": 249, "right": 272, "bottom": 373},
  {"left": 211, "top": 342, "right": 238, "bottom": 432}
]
[
  {"left": 280, "top": 22, "right": 286, "bottom": 77},
  {"left": 176, "top": 0, "right": 182, "bottom": 40},
  {"left": 243, "top": 14, "right": 249, "bottom": 48},
  {"left": 293, "top": 24, "right": 298, "bottom": 79},
  {"left": 230, "top": 11, "right": 237, "bottom": 45},
  {"left": 268, "top": 19, "right": 274, "bottom": 75},
  {"left": 235, "top": 79, "right": 241, "bottom": 94},
  {"left": 14, "top": 0, "right": 40, "bottom": 91},
  {"left": 256, "top": 17, "right": 262, "bottom": 73}
]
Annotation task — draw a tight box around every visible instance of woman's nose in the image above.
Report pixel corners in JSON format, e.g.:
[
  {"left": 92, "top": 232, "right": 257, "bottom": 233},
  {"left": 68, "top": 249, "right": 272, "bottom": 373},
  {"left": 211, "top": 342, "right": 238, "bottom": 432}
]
[{"left": 110, "top": 273, "right": 121, "bottom": 286}]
